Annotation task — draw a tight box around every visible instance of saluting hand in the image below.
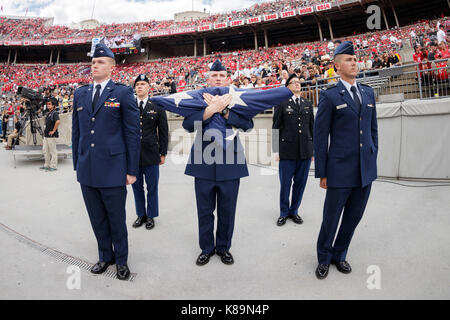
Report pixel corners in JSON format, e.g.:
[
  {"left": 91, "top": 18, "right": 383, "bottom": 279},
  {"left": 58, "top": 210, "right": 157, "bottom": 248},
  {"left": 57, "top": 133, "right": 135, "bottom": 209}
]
[{"left": 203, "top": 93, "right": 232, "bottom": 113}]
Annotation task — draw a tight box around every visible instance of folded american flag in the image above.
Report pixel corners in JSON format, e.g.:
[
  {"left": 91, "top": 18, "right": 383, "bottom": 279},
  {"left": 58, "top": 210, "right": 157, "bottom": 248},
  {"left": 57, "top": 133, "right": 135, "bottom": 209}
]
[{"left": 150, "top": 86, "right": 293, "bottom": 148}]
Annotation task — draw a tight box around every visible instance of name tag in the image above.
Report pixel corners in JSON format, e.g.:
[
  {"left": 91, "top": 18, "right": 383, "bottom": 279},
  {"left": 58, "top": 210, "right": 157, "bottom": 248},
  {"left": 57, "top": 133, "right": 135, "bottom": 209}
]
[
  {"left": 368, "top": 104, "right": 374, "bottom": 108},
  {"left": 105, "top": 101, "right": 120, "bottom": 108},
  {"left": 147, "top": 111, "right": 157, "bottom": 114},
  {"left": 336, "top": 104, "right": 348, "bottom": 110},
  {"left": 77, "top": 107, "right": 84, "bottom": 112}
]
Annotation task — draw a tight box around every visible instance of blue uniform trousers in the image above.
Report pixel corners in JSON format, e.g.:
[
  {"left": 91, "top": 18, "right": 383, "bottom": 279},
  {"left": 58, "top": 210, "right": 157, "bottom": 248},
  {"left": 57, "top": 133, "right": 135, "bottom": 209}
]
[
  {"left": 80, "top": 184, "right": 128, "bottom": 265},
  {"left": 131, "top": 164, "right": 160, "bottom": 218},
  {"left": 194, "top": 178, "right": 240, "bottom": 255},
  {"left": 317, "top": 184, "right": 372, "bottom": 264},
  {"left": 279, "top": 159, "right": 311, "bottom": 217}
]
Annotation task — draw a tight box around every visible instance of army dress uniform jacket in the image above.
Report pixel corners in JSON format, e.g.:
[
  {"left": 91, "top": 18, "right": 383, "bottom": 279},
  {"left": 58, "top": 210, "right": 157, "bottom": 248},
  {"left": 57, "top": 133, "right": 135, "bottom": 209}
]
[
  {"left": 314, "top": 80, "right": 378, "bottom": 188},
  {"left": 139, "top": 100, "right": 168, "bottom": 167},
  {"left": 72, "top": 80, "right": 141, "bottom": 188},
  {"left": 272, "top": 96, "right": 314, "bottom": 160}
]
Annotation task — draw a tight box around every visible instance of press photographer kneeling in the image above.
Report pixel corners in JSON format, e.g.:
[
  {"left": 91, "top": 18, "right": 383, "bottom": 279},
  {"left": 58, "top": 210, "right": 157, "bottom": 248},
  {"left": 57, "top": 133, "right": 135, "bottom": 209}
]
[{"left": 40, "top": 97, "right": 60, "bottom": 172}]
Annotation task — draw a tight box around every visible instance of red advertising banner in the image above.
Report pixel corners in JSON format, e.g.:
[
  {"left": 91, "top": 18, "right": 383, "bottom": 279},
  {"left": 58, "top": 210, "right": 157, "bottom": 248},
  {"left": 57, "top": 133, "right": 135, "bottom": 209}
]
[
  {"left": 214, "top": 22, "right": 228, "bottom": 29},
  {"left": 23, "top": 40, "right": 44, "bottom": 46},
  {"left": 230, "top": 19, "right": 244, "bottom": 27},
  {"left": 263, "top": 13, "right": 278, "bottom": 21},
  {"left": 65, "top": 38, "right": 86, "bottom": 45},
  {"left": 281, "top": 10, "right": 296, "bottom": 18},
  {"left": 298, "top": 6, "right": 314, "bottom": 15},
  {"left": 44, "top": 39, "right": 64, "bottom": 45},
  {"left": 315, "top": 2, "right": 332, "bottom": 12},
  {"left": 198, "top": 25, "right": 212, "bottom": 32},
  {"left": 4, "top": 41, "right": 22, "bottom": 46},
  {"left": 246, "top": 16, "right": 261, "bottom": 24}
]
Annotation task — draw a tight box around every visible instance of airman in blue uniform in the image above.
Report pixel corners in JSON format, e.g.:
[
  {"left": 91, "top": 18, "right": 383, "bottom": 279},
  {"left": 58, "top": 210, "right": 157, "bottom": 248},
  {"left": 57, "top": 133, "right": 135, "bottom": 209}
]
[
  {"left": 72, "top": 44, "right": 140, "bottom": 280},
  {"left": 313, "top": 41, "right": 378, "bottom": 279},
  {"left": 183, "top": 60, "right": 254, "bottom": 266}
]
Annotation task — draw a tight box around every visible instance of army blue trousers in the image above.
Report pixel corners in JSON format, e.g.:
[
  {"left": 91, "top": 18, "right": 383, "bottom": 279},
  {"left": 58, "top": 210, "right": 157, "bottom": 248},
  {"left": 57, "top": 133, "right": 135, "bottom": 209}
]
[
  {"left": 132, "top": 164, "right": 160, "bottom": 218},
  {"left": 279, "top": 159, "right": 311, "bottom": 217}
]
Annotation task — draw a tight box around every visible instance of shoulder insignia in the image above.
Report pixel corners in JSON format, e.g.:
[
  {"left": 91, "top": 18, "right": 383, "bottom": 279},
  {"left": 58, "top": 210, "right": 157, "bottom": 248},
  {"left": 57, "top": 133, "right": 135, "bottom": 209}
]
[
  {"left": 115, "top": 82, "right": 128, "bottom": 87},
  {"left": 359, "top": 83, "right": 372, "bottom": 88}
]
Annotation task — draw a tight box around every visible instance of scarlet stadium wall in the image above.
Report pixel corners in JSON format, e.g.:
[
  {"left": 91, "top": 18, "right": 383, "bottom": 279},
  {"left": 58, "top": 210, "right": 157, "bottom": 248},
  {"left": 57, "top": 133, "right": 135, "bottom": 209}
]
[{"left": 0, "top": 0, "right": 447, "bottom": 64}]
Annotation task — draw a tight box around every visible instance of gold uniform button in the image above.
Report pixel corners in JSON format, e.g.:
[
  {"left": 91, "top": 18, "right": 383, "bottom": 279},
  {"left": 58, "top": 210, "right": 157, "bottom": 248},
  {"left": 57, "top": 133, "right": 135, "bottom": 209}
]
[
  {"left": 91, "top": 144, "right": 95, "bottom": 148},
  {"left": 91, "top": 130, "right": 95, "bottom": 134},
  {"left": 360, "top": 130, "right": 363, "bottom": 134},
  {"left": 92, "top": 118, "right": 95, "bottom": 122},
  {"left": 360, "top": 144, "right": 363, "bottom": 148}
]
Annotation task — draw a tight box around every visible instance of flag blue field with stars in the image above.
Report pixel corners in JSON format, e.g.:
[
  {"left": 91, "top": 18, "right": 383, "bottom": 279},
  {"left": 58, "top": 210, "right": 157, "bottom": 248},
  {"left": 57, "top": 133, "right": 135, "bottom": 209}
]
[{"left": 150, "top": 86, "right": 293, "bottom": 148}]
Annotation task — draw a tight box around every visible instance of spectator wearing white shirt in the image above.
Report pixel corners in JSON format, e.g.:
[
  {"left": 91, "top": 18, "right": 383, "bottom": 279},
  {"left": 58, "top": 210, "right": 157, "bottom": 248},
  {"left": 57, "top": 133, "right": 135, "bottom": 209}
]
[{"left": 437, "top": 25, "right": 447, "bottom": 44}]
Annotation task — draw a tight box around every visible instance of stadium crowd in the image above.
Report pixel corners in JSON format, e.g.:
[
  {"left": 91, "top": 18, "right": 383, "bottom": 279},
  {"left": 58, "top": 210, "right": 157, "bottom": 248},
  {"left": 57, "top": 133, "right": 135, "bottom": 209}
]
[
  {"left": 1, "top": 18, "right": 447, "bottom": 96},
  {"left": 0, "top": 0, "right": 370, "bottom": 40}
]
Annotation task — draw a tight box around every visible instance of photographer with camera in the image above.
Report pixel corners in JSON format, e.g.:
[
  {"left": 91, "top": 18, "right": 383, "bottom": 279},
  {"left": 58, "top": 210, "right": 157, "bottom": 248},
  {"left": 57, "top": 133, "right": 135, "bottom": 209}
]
[
  {"left": 40, "top": 97, "right": 60, "bottom": 172},
  {"left": 5, "top": 110, "right": 23, "bottom": 150}
]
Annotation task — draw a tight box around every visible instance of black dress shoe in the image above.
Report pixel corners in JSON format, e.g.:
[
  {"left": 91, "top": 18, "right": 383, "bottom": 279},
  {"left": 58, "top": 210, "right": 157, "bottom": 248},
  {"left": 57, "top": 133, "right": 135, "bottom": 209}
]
[
  {"left": 277, "top": 216, "right": 288, "bottom": 226},
  {"left": 132, "top": 216, "right": 147, "bottom": 228},
  {"left": 332, "top": 260, "right": 352, "bottom": 274},
  {"left": 145, "top": 217, "right": 155, "bottom": 230},
  {"left": 315, "top": 264, "right": 330, "bottom": 279},
  {"left": 290, "top": 214, "right": 303, "bottom": 224},
  {"left": 196, "top": 252, "right": 215, "bottom": 266},
  {"left": 116, "top": 264, "right": 131, "bottom": 280},
  {"left": 90, "top": 259, "right": 115, "bottom": 274},
  {"left": 216, "top": 251, "right": 234, "bottom": 265}
]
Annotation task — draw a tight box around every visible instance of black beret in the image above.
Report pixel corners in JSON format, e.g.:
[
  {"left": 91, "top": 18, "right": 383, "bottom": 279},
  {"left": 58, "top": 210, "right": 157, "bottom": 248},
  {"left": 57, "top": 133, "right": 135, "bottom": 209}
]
[
  {"left": 285, "top": 73, "right": 299, "bottom": 87},
  {"left": 134, "top": 74, "right": 150, "bottom": 88}
]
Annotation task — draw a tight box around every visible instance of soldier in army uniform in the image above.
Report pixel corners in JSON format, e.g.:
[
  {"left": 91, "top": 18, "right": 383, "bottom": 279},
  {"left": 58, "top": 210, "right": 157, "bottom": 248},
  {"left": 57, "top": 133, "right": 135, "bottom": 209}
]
[
  {"left": 272, "top": 74, "right": 314, "bottom": 227},
  {"left": 131, "top": 74, "right": 169, "bottom": 230}
]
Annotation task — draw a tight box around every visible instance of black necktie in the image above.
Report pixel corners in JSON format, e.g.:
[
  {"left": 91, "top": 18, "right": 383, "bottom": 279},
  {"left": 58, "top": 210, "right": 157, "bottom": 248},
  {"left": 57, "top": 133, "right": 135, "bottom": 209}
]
[
  {"left": 295, "top": 98, "right": 300, "bottom": 107},
  {"left": 350, "top": 86, "right": 361, "bottom": 114},
  {"left": 92, "top": 84, "right": 101, "bottom": 112},
  {"left": 139, "top": 100, "right": 144, "bottom": 113}
]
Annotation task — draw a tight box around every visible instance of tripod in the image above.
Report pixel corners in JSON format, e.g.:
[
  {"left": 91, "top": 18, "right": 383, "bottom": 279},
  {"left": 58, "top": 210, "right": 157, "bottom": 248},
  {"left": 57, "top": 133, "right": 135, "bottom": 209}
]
[{"left": 13, "top": 109, "right": 44, "bottom": 148}]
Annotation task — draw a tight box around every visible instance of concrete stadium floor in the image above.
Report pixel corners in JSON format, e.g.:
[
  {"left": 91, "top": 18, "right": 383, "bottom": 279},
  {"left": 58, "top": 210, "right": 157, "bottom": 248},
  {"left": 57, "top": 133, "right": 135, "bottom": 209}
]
[{"left": 1, "top": 145, "right": 449, "bottom": 300}]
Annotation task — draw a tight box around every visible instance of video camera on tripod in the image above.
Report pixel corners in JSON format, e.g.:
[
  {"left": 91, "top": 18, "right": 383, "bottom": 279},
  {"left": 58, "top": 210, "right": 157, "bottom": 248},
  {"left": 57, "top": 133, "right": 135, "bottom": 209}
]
[
  {"left": 15, "top": 86, "right": 45, "bottom": 146},
  {"left": 17, "top": 86, "right": 45, "bottom": 114}
]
